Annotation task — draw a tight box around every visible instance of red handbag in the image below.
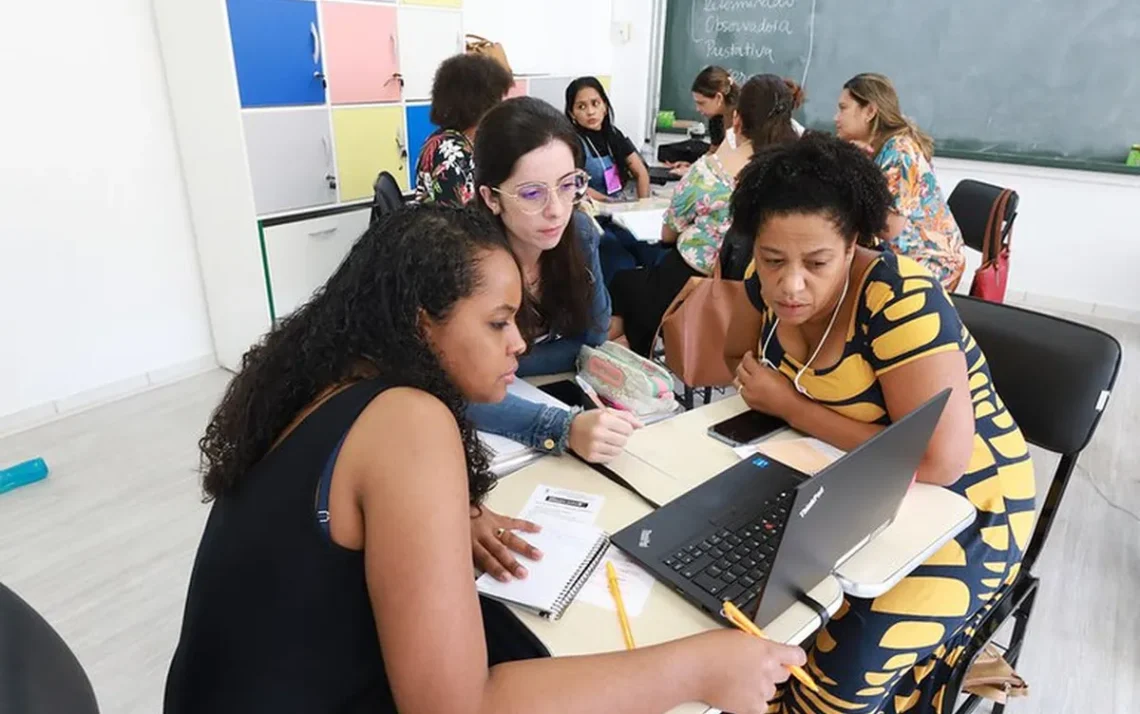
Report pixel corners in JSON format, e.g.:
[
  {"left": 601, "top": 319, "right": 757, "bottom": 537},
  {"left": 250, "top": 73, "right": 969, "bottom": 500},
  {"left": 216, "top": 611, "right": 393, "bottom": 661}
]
[{"left": 969, "top": 189, "right": 1015, "bottom": 303}]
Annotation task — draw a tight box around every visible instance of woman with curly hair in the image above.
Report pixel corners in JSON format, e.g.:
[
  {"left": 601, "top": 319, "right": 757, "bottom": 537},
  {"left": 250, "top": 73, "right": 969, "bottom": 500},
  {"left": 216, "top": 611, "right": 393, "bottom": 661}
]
[
  {"left": 163, "top": 204, "right": 804, "bottom": 714},
  {"left": 725, "top": 133, "right": 1034, "bottom": 713},
  {"left": 414, "top": 53, "right": 514, "bottom": 206}
]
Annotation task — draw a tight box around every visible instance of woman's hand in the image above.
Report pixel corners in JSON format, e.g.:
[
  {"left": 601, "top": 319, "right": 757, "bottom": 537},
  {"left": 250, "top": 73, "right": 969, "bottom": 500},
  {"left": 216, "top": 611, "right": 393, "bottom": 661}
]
[
  {"left": 470, "top": 506, "right": 543, "bottom": 582},
  {"left": 569, "top": 408, "right": 643, "bottom": 463},
  {"left": 692, "top": 630, "right": 806, "bottom": 713},
  {"left": 734, "top": 351, "right": 798, "bottom": 418}
]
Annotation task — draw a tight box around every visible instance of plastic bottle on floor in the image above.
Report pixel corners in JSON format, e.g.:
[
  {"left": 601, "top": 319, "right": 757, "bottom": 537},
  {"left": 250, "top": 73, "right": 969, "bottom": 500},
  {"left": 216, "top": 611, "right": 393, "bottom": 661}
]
[{"left": 0, "top": 457, "right": 49, "bottom": 495}]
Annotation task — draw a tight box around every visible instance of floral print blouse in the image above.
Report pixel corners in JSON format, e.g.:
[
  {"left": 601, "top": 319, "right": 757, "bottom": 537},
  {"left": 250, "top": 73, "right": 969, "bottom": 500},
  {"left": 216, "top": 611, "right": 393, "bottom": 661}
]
[
  {"left": 663, "top": 153, "right": 735, "bottom": 275},
  {"left": 875, "top": 135, "right": 965, "bottom": 287},
  {"left": 414, "top": 129, "right": 475, "bottom": 206}
]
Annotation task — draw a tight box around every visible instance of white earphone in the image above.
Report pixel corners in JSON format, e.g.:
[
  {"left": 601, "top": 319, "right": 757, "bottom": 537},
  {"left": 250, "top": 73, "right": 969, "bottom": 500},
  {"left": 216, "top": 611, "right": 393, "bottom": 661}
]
[{"left": 759, "top": 266, "right": 852, "bottom": 401}]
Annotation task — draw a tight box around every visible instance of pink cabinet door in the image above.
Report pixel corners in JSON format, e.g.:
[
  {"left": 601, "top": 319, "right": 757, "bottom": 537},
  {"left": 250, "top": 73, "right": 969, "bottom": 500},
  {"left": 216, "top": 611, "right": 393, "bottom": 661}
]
[{"left": 321, "top": 2, "right": 401, "bottom": 104}]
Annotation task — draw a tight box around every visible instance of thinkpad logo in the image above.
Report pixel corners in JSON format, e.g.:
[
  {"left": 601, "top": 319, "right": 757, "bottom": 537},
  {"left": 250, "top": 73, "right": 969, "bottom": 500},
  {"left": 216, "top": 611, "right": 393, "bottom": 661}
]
[
  {"left": 638, "top": 529, "right": 652, "bottom": 548},
  {"left": 798, "top": 487, "right": 824, "bottom": 518}
]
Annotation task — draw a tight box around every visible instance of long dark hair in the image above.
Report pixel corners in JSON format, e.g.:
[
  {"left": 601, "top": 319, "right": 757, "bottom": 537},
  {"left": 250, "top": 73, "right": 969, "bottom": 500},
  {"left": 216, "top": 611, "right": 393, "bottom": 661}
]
[
  {"left": 199, "top": 205, "right": 510, "bottom": 505},
  {"left": 473, "top": 97, "right": 594, "bottom": 341},
  {"left": 564, "top": 76, "right": 616, "bottom": 135},
  {"left": 564, "top": 76, "right": 630, "bottom": 183},
  {"left": 736, "top": 74, "right": 804, "bottom": 148}
]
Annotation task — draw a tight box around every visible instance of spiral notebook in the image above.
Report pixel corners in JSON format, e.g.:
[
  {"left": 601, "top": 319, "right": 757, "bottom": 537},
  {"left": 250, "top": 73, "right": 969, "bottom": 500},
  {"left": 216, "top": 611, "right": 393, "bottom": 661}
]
[{"left": 475, "top": 519, "right": 610, "bottom": 620}]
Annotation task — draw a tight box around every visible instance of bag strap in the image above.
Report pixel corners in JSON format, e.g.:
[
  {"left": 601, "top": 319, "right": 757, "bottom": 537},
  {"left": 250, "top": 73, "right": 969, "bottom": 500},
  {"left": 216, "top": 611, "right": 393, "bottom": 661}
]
[{"left": 979, "top": 190, "right": 1012, "bottom": 266}]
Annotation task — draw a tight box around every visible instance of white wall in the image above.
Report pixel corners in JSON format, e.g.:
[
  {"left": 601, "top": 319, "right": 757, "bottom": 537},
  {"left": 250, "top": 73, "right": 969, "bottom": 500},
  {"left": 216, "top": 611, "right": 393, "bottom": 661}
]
[
  {"left": 0, "top": 1, "right": 214, "bottom": 427},
  {"left": 611, "top": 0, "right": 657, "bottom": 150},
  {"left": 937, "top": 159, "right": 1140, "bottom": 320},
  {"left": 463, "top": 0, "right": 614, "bottom": 77}
]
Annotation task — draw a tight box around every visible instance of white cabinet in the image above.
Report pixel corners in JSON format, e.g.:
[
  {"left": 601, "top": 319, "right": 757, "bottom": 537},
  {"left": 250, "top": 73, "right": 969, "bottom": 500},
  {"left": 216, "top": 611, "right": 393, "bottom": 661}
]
[
  {"left": 262, "top": 207, "right": 373, "bottom": 320},
  {"left": 398, "top": 8, "right": 464, "bottom": 101}
]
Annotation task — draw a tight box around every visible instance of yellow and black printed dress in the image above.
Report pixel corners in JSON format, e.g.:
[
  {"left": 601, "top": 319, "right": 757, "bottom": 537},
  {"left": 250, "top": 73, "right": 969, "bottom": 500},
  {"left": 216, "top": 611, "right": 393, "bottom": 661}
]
[{"left": 743, "top": 251, "right": 1036, "bottom": 713}]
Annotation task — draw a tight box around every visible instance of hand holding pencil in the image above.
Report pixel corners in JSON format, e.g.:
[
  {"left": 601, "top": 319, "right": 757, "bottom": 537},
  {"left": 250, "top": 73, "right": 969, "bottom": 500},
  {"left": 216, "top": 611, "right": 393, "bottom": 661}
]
[{"left": 722, "top": 600, "right": 819, "bottom": 693}]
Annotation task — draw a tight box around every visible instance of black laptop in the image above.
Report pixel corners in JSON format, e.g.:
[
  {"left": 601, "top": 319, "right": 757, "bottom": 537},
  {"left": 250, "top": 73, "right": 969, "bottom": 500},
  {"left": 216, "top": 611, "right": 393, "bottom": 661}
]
[{"left": 611, "top": 390, "right": 950, "bottom": 628}]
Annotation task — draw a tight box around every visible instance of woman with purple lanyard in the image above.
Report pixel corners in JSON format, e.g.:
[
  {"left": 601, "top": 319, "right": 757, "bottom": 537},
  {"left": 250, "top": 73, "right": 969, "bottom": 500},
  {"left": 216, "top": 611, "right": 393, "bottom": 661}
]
[
  {"left": 564, "top": 76, "right": 663, "bottom": 282},
  {"left": 565, "top": 76, "right": 650, "bottom": 203}
]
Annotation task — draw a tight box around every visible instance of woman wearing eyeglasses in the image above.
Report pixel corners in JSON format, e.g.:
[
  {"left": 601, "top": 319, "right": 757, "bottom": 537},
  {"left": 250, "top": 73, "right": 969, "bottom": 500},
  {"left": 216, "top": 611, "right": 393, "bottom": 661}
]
[
  {"left": 609, "top": 75, "right": 804, "bottom": 357},
  {"left": 465, "top": 97, "right": 644, "bottom": 578}
]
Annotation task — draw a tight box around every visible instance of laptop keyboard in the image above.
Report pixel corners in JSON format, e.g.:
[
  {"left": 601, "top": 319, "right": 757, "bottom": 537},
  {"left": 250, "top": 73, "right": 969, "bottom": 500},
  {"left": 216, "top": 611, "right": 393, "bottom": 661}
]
[{"left": 661, "top": 491, "right": 794, "bottom": 617}]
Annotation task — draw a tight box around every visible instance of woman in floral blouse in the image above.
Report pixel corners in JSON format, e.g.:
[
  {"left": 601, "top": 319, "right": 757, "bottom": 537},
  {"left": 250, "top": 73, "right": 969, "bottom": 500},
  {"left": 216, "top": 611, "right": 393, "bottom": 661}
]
[
  {"left": 608, "top": 75, "right": 803, "bottom": 357},
  {"left": 835, "top": 73, "right": 965, "bottom": 289},
  {"left": 414, "top": 54, "right": 514, "bottom": 206}
]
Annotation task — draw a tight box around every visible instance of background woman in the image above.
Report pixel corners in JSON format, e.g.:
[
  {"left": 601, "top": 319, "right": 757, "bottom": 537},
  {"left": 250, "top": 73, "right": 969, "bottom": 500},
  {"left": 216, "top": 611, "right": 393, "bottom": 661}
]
[
  {"left": 414, "top": 53, "right": 514, "bottom": 206},
  {"left": 565, "top": 76, "right": 650, "bottom": 202},
  {"left": 835, "top": 72, "right": 965, "bottom": 289},
  {"left": 609, "top": 75, "right": 803, "bottom": 357},
  {"left": 724, "top": 134, "right": 1034, "bottom": 713}
]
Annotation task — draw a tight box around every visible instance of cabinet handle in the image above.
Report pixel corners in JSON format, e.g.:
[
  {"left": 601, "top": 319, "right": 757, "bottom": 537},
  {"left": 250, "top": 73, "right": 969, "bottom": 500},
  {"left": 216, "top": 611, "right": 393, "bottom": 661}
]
[
  {"left": 310, "top": 22, "right": 321, "bottom": 65},
  {"left": 308, "top": 227, "right": 338, "bottom": 239}
]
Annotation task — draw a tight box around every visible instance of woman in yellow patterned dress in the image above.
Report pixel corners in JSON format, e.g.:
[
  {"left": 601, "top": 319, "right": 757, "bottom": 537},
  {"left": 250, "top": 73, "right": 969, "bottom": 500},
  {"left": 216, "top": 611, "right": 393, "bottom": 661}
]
[{"left": 724, "top": 134, "right": 1035, "bottom": 714}]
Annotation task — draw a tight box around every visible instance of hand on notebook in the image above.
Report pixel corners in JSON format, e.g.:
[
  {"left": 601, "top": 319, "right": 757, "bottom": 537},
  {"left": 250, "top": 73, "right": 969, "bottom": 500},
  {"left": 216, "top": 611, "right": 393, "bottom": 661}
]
[
  {"left": 569, "top": 408, "right": 643, "bottom": 463},
  {"left": 470, "top": 506, "right": 543, "bottom": 582},
  {"left": 735, "top": 351, "right": 796, "bottom": 419}
]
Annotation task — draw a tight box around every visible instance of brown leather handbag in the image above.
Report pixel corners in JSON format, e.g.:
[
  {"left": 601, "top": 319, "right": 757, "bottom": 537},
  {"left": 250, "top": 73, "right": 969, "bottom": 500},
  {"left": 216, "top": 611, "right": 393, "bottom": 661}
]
[
  {"left": 465, "top": 34, "right": 513, "bottom": 75},
  {"left": 654, "top": 263, "right": 744, "bottom": 388}
]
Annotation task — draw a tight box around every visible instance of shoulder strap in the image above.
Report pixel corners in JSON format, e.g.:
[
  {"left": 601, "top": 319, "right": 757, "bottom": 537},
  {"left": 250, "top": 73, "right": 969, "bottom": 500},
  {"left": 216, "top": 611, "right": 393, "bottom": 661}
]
[{"left": 980, "top": 190, "right": 1012, "bottom": 265}]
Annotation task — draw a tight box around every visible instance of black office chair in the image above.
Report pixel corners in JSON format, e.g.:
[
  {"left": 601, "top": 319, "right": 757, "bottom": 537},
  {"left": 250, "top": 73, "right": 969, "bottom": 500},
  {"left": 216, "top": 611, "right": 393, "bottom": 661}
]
[
  {"left": 370, "top": 171, "right": 406, "bottom": 225},
  {"left": 0, "top": 583, "right": 100, "bottom": 714},
  {"left": 941, "top": 297, "right": 1122, "bottom": 714},
  {"left": 718, "top": 223, "right": 753, "bottom": 281},
  {"left": 947, "top": 179, "right": 1019, "bottom": 256}
]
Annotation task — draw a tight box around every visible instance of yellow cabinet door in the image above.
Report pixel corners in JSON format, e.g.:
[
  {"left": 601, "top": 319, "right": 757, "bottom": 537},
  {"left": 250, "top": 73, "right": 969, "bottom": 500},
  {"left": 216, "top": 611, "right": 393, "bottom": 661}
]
[{"left": 332, "top": 105, "right": 408, "bottom": 201}]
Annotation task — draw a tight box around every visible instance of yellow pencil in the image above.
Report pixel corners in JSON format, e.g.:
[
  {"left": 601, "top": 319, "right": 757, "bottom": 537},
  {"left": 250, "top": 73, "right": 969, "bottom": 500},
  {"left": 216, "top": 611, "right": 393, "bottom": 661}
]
[
  {"left": 721, "top": 600, "right": 819, "bottom": 693},
  {"left": 606, "top": 561, "right": 636, "bottom": 650}
]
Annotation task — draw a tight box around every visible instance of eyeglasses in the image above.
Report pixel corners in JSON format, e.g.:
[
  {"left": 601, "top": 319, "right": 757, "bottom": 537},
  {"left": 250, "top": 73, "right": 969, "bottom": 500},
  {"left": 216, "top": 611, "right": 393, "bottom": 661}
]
[{"left": 492, "top": 170, "right": 589, "bottom": 215}]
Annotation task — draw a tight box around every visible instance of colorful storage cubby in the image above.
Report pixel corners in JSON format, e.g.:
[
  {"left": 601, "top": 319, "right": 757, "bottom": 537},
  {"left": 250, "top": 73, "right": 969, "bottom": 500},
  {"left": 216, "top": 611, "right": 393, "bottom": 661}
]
[
  {"left": 224, "top": 0, "right": 467, "bottom": 216},
  {"left": 405, "top": 104, "right": 437, "bottom": 189},
  {"left": 333, "top": 105, "right": 408, "bottom": 199}
]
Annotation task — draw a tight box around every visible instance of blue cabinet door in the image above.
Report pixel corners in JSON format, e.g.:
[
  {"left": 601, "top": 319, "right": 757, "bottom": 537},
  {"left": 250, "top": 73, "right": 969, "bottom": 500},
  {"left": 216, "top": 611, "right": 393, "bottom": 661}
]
[
  {"left": 405, "top": 104, "right": 437, "bottom": 190},
  {"left": 227, "top": 0, "right": 326, "bottom": 107}
]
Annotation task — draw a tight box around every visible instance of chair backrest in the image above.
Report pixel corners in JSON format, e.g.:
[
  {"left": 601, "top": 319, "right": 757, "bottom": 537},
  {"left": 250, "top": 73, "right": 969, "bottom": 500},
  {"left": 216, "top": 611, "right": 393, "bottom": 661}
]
[
  {"left": 951, "top": 296, "right": 1121, "bottom": 568},
  {"left": 717, "top": 223, "right": 753, "bottom": 280},
  {"left": 0, "top": 583, "right": 100, "bottom": 714},
  {"left": 370, "top": 171, "right": 405, "bottom": 225},
  {"left": 947, "top": 179, "right": 1019, "bottom": 254}
]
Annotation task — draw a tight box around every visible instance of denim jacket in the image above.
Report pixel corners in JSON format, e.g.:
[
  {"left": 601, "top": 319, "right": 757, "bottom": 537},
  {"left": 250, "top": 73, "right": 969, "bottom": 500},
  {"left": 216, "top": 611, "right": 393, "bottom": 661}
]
[{"left": 467, "top": 212, "right": 612, "bottom": 453}]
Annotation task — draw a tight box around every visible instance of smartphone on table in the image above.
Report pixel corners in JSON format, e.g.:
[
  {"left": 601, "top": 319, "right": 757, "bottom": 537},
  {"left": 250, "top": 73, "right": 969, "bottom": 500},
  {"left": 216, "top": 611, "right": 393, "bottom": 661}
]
[{"left": 707, "top": 410, "right": 787, "bottom": 447}]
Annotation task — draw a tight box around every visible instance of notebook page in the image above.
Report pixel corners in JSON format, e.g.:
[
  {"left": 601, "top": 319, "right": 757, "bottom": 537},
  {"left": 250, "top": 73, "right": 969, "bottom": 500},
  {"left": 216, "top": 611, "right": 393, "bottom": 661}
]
[
  {"left": 612, "top": 208, "right": 666, "bottom": 243},
  {"left": 475, "top": 518, "right": 604, "bottom": 613}
]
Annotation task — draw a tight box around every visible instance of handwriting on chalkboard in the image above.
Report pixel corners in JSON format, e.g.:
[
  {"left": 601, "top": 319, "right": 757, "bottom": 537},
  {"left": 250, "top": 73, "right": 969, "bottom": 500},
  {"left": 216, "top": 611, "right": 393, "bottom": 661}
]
[{"left": 694, "top": 0, "right": 800, "bottom": 64}]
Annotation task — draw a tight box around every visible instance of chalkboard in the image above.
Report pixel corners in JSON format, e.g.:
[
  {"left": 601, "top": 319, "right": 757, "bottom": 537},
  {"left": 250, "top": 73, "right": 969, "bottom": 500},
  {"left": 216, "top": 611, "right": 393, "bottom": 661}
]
[{"left": 659, "top": 0, "right": 1140, "bottom": 173}]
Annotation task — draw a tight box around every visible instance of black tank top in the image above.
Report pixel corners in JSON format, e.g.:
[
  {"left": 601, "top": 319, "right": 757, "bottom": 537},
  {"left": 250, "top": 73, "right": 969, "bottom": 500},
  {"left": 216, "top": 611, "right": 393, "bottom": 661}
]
[{"left": 164, "top": 379, "right": 397, "bottom": 714}]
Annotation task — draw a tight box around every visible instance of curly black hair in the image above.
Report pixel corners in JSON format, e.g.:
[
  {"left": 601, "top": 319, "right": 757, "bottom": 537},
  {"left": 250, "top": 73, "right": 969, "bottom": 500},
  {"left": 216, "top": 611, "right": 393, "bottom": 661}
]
[
  {"left": 730, "top": 131, "right": 891, "bottom": 247},
  {"left": 198, "top": 204, "right": 513, "bottom": 505},
  {"left": 430, "top": 53, "right": 515, "bottom": 131}
]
